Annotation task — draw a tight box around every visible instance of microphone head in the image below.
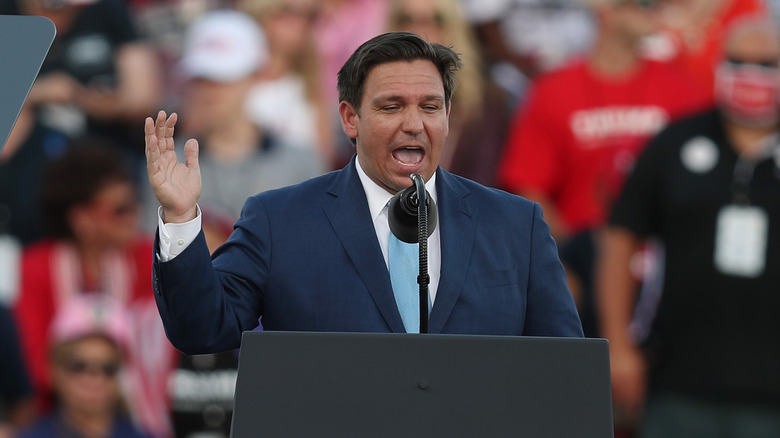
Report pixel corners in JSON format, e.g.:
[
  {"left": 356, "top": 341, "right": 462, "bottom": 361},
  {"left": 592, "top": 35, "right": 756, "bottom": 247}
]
[{"left": 388, "top": 184, "right": 437, "bottom": 244}]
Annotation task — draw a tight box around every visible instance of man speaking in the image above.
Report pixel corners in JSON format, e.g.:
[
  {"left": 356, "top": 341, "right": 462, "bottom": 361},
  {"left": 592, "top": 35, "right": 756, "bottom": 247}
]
[{"left": 145, "top": 31, "right": 583, "bottom": 354}]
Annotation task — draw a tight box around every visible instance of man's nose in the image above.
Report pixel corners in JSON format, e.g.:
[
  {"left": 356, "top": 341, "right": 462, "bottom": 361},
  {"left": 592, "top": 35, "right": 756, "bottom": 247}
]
[{"left": 401, "top": 107, "right": 424, "bottom": 134}]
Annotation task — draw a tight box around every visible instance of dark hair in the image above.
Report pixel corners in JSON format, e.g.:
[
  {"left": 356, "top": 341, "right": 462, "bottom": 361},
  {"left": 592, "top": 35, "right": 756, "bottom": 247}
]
[
  {"left": 41, "top": 137, "right": 132, "bottom": 239},
  {"left": 337, "top": 31, "right": 463, "bottom": 111}
]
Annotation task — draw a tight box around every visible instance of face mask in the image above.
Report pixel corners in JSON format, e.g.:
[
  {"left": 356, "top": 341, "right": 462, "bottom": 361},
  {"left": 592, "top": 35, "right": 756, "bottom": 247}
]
[{"left": 714, "top": 61, "right": 780, "bottom": 128}]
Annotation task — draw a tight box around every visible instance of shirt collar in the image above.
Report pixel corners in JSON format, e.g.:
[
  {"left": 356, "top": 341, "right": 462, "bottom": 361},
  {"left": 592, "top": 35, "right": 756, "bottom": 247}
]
[{"left": 355, "top": 157, "right": 438, "bottom": 222}]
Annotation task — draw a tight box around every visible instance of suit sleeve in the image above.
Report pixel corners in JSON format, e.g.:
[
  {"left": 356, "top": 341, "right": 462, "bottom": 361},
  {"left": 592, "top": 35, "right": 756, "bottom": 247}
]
[
  {"left": 523, "top": 203, "right": 584, "bottom": 337},
  {"left": 153, "top": 196, "right": 269, "bottom": 354}
]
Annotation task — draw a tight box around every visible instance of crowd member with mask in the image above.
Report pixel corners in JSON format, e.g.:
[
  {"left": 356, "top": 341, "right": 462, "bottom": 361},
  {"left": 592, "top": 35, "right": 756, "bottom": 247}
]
[
  {"left": 597, "top": 16, "right": 780, "bottom": 438},
  {"left": 643, "top": 0, "right": 767, "bottom": 104},
  {"left": 496, "top": 0, "right": 710, "bottom": 343},
  {"left": 498, "top": 0, "right": 709, "bottom": 244}
]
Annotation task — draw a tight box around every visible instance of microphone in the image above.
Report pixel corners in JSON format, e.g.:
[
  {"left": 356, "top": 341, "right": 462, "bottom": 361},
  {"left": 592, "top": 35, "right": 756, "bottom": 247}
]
[
  {"left": 388, "top": 173, "right": 437, "bottom": 244},
  {"left": 388, "top": 173, "right": 436, "bottom": 334}
]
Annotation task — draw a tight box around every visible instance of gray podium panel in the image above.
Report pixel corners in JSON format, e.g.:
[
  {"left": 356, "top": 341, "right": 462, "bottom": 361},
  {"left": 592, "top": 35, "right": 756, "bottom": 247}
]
[
  {"left": 231, "top": 331, "right": 613, "bottom": 438},
  {"left": 0, "top": 15, "right": 55, "bottom": 152}
]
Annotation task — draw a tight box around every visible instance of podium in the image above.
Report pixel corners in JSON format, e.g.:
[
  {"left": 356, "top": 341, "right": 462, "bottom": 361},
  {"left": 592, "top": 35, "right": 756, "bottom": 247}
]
[
  {"left": 0, "top": 15, "right": 55, "bottom": 152},
  {"left": 231, "top": 331, "right": 614, "bottom": 437}
]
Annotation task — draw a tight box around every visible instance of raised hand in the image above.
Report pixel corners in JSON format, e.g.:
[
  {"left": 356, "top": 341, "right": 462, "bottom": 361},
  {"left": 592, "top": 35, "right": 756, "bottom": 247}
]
[{"left": 145, "top": 110, "right": 202, "bottom": 223}]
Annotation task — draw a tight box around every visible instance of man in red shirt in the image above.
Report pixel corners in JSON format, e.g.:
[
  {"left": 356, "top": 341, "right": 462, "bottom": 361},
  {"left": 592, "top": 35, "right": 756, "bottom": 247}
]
[
  {"left": 498, "top": 4, "right": 712, "bottom": 433},
  {"left": 498, "top": 0, "right": 710, "bottom": 241}
]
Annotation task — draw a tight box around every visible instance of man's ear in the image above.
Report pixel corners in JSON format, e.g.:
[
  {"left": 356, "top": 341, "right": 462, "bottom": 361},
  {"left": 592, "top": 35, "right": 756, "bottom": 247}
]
[{"left": 338, "top": 100, "right": 359, "bottom": 142}]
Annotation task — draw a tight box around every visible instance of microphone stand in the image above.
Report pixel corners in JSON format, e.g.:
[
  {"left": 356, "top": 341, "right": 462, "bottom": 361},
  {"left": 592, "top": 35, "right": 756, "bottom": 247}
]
[
  {"left": 388, "top": 173, "right": 436, "bottom": 334},
  {"left": 410, "top": 173, "right": 430, "bottom": 334}
]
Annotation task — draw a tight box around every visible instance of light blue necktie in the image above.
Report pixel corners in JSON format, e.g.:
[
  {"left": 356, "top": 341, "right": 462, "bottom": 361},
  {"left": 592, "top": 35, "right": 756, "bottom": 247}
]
[{"left": 388, "top": 232, "right": 420, "bottom": 333}]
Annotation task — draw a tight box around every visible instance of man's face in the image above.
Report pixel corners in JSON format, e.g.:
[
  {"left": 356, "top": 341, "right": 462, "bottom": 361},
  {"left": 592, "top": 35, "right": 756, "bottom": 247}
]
[
  {"left": 610, "top": 0, "right": 665, "bottom": 41},
  {"left": 182, "top": 77, "right": 253, "bottom": 136},
  {"left": 339, "top": 59, "right": 450, "bottom": 194}
]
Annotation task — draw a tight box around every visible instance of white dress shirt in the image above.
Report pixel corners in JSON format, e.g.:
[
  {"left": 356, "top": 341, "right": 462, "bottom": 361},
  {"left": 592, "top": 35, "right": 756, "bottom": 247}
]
[
  {"left": 157, "top": 161, "right": 442, "bottom": 304},
  {"left": 354, "top": 160, "right": 441, "bottom": 305}
]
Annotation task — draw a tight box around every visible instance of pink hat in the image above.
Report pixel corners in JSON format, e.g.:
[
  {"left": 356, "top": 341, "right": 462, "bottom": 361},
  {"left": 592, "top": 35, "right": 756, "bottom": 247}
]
[{"left": 49, "top": 294, "right": 133, "bottom": 352}]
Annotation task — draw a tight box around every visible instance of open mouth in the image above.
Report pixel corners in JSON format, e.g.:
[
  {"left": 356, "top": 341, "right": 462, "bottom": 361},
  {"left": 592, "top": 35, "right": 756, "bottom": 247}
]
[{"left": 392, "top": 147, "right": 424, "bottom": 166}]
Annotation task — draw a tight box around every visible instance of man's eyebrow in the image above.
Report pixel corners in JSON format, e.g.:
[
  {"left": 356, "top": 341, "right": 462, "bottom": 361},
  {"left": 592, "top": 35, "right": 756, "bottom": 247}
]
[
  {"left": 371, "top": 94, "right": 445, "bottom": 106},
  {"left": 421, "top": 95, "right": 446, "bottom": 103},
  {"left": 372, "top": 95, "right": 404, "bottom": 106}
]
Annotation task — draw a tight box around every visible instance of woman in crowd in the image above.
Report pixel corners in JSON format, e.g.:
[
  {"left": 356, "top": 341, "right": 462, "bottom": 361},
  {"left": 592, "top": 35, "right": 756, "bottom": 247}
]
[
  {"left": 240, "top": 0, "right": 337, "bottom": 169},
  {"left": 13, "top": 141, "right": 175, "bottom": 438},
  {"left": 16, "top": 294, "right": 153, "bottom": 438}
]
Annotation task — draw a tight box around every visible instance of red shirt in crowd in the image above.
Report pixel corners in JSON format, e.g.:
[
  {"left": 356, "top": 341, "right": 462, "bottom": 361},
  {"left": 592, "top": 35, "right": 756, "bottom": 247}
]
[{"left": 498, "top": 58, "right": 710, "bottom": 234}]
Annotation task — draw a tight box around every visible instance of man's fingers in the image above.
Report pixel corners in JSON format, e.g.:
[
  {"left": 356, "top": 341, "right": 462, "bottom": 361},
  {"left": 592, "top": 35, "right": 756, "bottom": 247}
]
[
  {"left": 155, "top": 110, "right": 167, "bottom": 139},
  {"left": 156, "top": 111, "right": 178, "bottom": 152},
  {"left": 183, "top": 138, "right": 200, "bottom": 170},
  {"left": 144, "top": 116, "right": 154, "bottom": 147},
  {"left": 146, "top": 110, "right": 188, "bottom": 186},
  {"left": 144, "top": 117, "right": 159, "bottom": 161},
  {"left": 144, "top": 115, "right": 155, "bottom": 137},
  {"left": 166, "top": 112, "right": 178, "bottom": 139}
]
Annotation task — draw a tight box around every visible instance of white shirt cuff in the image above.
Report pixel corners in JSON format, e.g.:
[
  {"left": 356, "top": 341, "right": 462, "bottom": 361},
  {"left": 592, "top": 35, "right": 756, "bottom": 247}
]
[{"left": 157, "top": 205, "right": 202, "bottom": 262}]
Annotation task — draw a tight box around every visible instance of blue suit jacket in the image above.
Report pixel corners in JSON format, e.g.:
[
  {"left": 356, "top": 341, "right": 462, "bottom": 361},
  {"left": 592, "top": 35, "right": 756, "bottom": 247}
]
[{"left": 153, "top": 160, "right": 583, "bottom": 354}]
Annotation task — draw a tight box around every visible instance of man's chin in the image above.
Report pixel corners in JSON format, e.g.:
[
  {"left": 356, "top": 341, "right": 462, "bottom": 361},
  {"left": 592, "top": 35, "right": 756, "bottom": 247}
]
[
  {"left": 393, "top": 172, "right": 418, "bottom": 187},
  {"left": 391, "top": 171, "right": 433, "bottom": 191}
]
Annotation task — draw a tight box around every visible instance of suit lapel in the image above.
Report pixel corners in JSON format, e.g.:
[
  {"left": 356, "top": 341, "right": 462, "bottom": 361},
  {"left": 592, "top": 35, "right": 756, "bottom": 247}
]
[
  {"left": 323, "top": 159, "right": 406, "bottom": 333},
  {"left": 429, "top": 170, "right": 477, "bottom": 334}
]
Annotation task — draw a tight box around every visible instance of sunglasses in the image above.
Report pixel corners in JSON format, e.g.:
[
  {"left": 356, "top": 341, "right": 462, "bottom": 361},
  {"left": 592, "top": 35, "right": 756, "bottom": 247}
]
[
  {"left": 108, "top": 202, "right": 138, "bottom": 217},
  {"left": 90, "top": 199, "right": 139, "bottom": 219},
  {"left": 63, "top": 358, "right": 121, "bottom": 378},
  {"left": 616, "top": 0, "right": 662, "bottom": 9},
  {"left": 726, "top": 57, "right": 780, "bottom": 69}
]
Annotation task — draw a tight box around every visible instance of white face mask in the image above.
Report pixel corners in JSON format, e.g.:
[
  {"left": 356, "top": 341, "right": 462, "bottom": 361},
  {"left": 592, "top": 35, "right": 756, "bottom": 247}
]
[{"left": 714, "top": 61, "right": 780, "bottom": 128}]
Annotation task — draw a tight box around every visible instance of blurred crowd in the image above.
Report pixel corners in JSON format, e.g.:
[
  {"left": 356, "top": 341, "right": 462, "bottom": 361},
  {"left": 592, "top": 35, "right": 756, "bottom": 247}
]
[{"left": 1, "top": 0, "right": 779, "bottom": 437}]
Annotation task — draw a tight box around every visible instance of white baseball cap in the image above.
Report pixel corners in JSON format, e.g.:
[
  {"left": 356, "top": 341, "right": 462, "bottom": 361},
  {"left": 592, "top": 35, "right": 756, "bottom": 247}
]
[{"left": 180, "top": 9, "right": 268, "bottom": 82}]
